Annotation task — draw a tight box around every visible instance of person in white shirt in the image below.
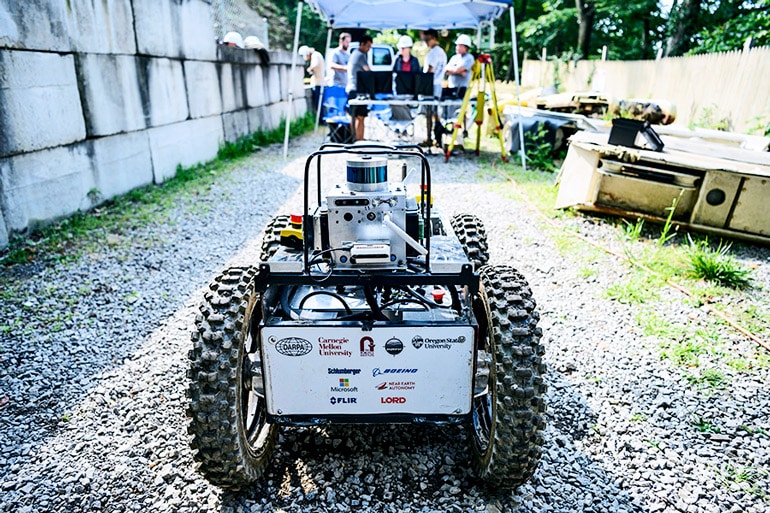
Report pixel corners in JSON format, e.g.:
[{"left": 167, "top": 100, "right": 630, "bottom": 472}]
[
  {"left": 421, "top": 29, "right": 447, "bottom": 99},
  {"left": 420, "top": 29, "right": 447, "bottom": 147},
  {"left": 445, "top": 34, "right": 475, "bottom": 96},
  {"left": 299, "top": 45, "right": 326, "bottom": 113}
]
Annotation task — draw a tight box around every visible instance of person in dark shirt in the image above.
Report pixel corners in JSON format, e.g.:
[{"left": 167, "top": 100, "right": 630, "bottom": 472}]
[
  {"left": 346, "top": 35, "right": 373, "bottom": 140},
  {"left": 393, "top": 35, "right": 419, "bottom": 73}
]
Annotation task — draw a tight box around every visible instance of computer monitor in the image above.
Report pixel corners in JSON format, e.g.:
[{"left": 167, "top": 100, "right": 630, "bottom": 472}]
[
  {"left": 356, "top": 71, "right": 393, "bottom": 97},
  {"left": 414, "top": 72, "right": 434, "bottom": 97},
  {"left": 394, "top": 72, "right": 435, "bottom": 98}
]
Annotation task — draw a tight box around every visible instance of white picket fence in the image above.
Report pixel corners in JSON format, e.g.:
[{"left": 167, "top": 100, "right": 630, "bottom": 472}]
[{"left": 521, "top": 46, "right": 770, "bottom": 133}]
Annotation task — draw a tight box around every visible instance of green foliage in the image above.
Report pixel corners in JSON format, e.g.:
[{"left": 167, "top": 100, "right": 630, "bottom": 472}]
[
  {"left": 524, "top": 123, "right": 557, "bottom": 172},
  {"left": 693, "top": 104, "right": 733, "bottom": 132},
  {"left": 691, "top": 414, "right": 721, "bottom": 433},
  {"left": 685, "top": 368, "right": 728, "bottom": 389},
  {"left": 689, "top": 2, "right": 770, "bottom": 55},
  {"left": 621, "top": 218, "right": 645, "bottom": 242},
  {"left": 685, "top": 236, "right": 753, "bottom": 289},
  {"left": 218, "top": 112, "right": 315, "bottom": 161}
]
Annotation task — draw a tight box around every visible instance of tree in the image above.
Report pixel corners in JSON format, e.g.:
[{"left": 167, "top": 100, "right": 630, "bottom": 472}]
[
  {"left": 665, "top": 0, "right": 702, "bottom": 56},
  {"left": 576, "top": 0, "right": 596, "bottom": 59}
]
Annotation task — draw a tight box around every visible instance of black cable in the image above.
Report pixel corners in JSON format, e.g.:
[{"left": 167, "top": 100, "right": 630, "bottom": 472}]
[
  {"left": 400, "top": 286, "right": 452, "bottom": 309},
  {"left": 298, "top": 290, "right": 353, "bottom": 315},
  {"left": 380, "top": 298, "right": 429, "bottom": 311},
  {"left": 364, "top": 286, "right": 387, "bottom": 321}
]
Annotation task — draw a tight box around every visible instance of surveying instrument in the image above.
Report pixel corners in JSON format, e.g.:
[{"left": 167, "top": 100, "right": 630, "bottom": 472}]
[{"left": 445, "top": 54, "right": 508, "bottom": 162}]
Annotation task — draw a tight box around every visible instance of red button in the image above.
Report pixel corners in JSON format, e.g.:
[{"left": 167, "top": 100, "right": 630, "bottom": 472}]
[
  {"left": 431, "top": 289, "right": 445, "bottom": 303},
  {"left": 290, "top": 214, "right": 303, "bottom": 225}
]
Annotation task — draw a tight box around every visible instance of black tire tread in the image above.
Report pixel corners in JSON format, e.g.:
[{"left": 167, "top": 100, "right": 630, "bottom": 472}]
[
  {"left": 451, "top": 213, "right": 490, "bottom": 269},
  {"left": 472, "top": 264, "right": 546, "bottom": 488},
  {"left": 186, "top": 266, "right": 277, "bottom": 489},
  {"left": 260, "top": 214, "right": 291, "bottom": 261}
]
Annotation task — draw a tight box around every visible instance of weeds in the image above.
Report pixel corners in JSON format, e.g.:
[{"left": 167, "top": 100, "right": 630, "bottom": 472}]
[
  {"left": 620, "top": 218, "right": 645, "bottom": 242},
  {"left": 524, "top": 123, "right": 558, "bottom": 172},
  {"left": 657, "top": 191, "right": 683, "bottom": 247},
  {"left": 685, "top": 368, "right": 728, "bottom": 389},
  {"left": 717, "top": 462, "right": 769, "bottom": 498},
  {"left": 691, "top": 414, "right": 721, "bottom": 433},
  {"left": 685, "top": 236, "right": 753, "bottom": 289}
]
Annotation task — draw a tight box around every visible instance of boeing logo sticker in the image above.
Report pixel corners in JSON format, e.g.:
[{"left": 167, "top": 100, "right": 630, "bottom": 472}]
[{"left": 372, "top": 367, "right": 417, "bottom": 377}]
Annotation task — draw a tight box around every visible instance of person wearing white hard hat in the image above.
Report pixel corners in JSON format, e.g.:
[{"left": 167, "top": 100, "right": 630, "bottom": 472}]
[
  {"left": 299, "top": 45, "right": 326, "bottom": 113},
  {"left": 222, "top": 31, "right": 244, "bottom": 49},
  {"left": 243, "top": 35, "right": 264, "bottom": 50},
  {"left": 445, "top": 34, "right": 475, "bottom": 94},
  {"left": 393, "top": 35, "right": 419, "bottom": 73}
]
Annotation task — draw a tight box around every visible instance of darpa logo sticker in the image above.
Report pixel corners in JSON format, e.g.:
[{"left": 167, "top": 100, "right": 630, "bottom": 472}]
[{"left": 273, "top": 337, "right": 312, "bottom": 356}]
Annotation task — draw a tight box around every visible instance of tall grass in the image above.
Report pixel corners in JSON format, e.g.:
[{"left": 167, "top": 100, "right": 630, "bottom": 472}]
[{"left": 685, "top": 236, "right": 753, "bottom": 289}]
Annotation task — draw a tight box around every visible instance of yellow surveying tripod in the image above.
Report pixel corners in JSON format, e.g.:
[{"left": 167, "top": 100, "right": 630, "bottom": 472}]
[{"left": 445, "top": 54, "right": 508, "bottom": 162}]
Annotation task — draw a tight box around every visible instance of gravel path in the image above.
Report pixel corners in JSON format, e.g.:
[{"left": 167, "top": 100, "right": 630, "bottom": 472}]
[{"left": 1, "top": 133, "right": 769, "bottom": 513}]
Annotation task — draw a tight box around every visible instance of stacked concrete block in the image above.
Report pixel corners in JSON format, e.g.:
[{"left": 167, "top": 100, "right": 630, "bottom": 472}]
[
  {"left": 76, "top": 54, "right": 146, "bottom": 136},
  {"left": 185, "top": 60, "right": 223, "bottom": 118},
  {"left": 149, "top": 116, "right": 223, "bottom": 183},
  {"left": 138, "top": 57, "right": 189, "bottom": 127},
  {"left": 0, "top": 210, "right": 7, "bottom": 248},
  {"left": 222, "top": 110, "right": 251, "bottom": 142},
  {"left": 133, "top": 0, "right": 216, "bottom": 60},
  {"left": 244, "top": 65, "right": 267, "bottom": 108},
  {"left": 0, "top": 1, "right": 306, "bottom": 249},
  {"left": 0, "top": 143, "right": 95, "bottom": 231},
  {"left": 0, "top": 1, "right": 71, "bottom": 52},
  {"left": 0, "top": 50, "right": 86, "bottom": 157},
  {"left": 0, "top": 0, "right": 135, "bottom": 54},
  {"left": 218, "top": 63, "right": 247, "bottom": 112},
  {"left": 90, "top": 131, "right": 154, "bottom": 199},
  {"left": 67, "top": 0, "right": 136, "bottom": 54}
]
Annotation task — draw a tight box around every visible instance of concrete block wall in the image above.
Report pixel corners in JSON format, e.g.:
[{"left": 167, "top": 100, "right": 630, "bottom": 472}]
[{"left": 0, "top": 0, "right": 308, "bottom": 249}]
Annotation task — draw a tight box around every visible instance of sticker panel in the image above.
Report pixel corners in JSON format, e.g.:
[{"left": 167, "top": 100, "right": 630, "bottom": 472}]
[{"left": 261, "top": 326, "right": 474, "bottom": 415}]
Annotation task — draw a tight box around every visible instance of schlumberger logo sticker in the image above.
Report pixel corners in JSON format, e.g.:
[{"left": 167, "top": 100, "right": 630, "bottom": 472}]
[{"left": 273, "top": 337, "right": 312, "bottom": 356}]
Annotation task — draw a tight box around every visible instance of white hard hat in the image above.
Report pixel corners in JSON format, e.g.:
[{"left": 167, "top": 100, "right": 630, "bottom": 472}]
[
  {"left": 455, "top": 34, "right": 472, "bottom": 47},
  {"left": 298, "top": 45, "right": 313, "bottom": 56},
  {"left": 244, "top": 35, "right": 265, "bottom": 50},
  {"left": 223, "top": 31, "right": 244, "bottom": 48},
  {"left": 397, "top": 35, "right": 414, "bottom": 49}
]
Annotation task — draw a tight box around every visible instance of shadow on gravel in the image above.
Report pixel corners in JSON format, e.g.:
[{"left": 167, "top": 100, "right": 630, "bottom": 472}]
[
  {"left": 0, "top": 161, "right": 302, "bottom": 480},
  {"left": 216, "top": 372, "right": 644, "bottom": 513}
]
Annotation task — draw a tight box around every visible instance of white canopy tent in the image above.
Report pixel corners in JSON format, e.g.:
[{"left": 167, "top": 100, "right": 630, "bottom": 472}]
[{"left": 282, "top": 0, "right": 526, "bottom": 168}]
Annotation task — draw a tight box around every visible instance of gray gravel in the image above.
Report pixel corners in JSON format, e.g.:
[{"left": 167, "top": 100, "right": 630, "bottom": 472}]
[{"left": 1, "top": 133, "right": 769, "bottom": 513}]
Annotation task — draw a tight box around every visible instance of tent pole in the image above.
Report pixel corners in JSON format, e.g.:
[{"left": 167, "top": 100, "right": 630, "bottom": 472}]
[
  {"left": 283, "top": 1, "right": 304, "bottom": 160},
  {"left": 509, "top": 6, "right": 526, "bottom": 171},
  {"left": 316, "top": 26, "right": 333, "bottom": 132}
]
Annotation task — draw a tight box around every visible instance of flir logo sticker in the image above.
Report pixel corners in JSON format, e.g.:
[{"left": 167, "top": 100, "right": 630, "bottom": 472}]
[
  {"left": 273, "top": 337, "right": 312, "bottom": 356},
  {"left": 330, "top": 397, "right": 357, "bottom": 405}
]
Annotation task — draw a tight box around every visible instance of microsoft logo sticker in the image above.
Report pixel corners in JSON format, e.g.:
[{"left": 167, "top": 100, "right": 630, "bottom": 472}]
[{"left": 339, "top": 378, "right": 350, "bottom": 387}]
